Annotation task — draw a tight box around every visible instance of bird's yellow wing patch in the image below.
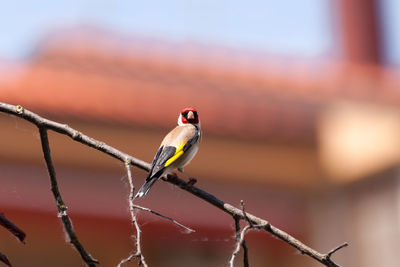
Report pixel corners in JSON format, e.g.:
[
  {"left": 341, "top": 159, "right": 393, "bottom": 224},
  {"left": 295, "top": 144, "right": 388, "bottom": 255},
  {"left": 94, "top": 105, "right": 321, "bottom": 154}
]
[{"left": 164, "top": 143, "right": 185, "bottom": 167}]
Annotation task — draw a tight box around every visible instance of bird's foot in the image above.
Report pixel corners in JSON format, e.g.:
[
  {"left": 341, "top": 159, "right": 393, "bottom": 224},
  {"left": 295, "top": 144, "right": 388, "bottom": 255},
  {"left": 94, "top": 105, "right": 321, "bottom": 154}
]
[
  {"left": 165, "top": 172, "right": 178, "bottom": 181},
  {"left": 177, "top": 170, "right": 197, "bottom": 186},
  {"left": 166, "top": 172, "right": 196, "bottom": 186},
  {"left": 187, "top": 177, "right": 197, "bottom": 187}
]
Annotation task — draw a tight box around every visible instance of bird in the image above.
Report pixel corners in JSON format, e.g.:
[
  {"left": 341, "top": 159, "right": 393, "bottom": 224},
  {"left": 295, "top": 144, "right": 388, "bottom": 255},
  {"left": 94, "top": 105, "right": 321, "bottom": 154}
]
[{"left": 135, "top": 107, "right": 201, "bottom": 198}]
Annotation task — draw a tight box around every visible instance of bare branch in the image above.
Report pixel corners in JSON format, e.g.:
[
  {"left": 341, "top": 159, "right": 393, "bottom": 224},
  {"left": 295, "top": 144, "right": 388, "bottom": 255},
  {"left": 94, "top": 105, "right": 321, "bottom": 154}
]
[
  {"left": 240, "top": 200, "right": 253, "bottom": 227},
  {"left": 242, "top": 240, "right": 249, "bottom": 267},
  {"left": 0, "top": 102, "right": 347, "bottom": 267},
  {"left": 230, "top": 201, "right": 265, "bottom": 267},
  {"left": 0, "top": 253, "right": 11, "bottom": 267},
  {"left": 119, "top": 162, "right": 148, "bottom": 267},
  {"left": 120, "top": 163, "right": 194, "bottom": 266},
  {"left": 0, "top": 213, "right": 26, "bottom": 267},
  {"left": 229, "top": 225, "right": 251, "bottom": 267},
  {"left": 327, "top": 243, "right": 348, "bottom": 258},
  {"left": 118, "top": 253, "right": 141, "bottom": 267},
  {"left": 38, "top": 127, "right": 99, "bottom": 266},
  {"left": 0, "top": 103, "right": 150, "bottom": 172},
  {"left": 233, "top": 216, "right": 249, "bottom": 267},
  {"left": 0, "top": 213, "right": 26, "bottom": 243},
  {"left": 321, "top": 242, "right": 348, "bottom": 267},
  {"left": 166, "top": 175, "right": 347, "bottom": 267},
  {"left": 239, "top": 200, "right": 251, "bottom": 267}
]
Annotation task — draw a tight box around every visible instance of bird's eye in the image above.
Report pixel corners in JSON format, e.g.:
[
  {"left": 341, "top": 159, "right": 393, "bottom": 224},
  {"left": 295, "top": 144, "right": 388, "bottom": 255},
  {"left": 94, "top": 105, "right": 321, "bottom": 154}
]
[{"left": 182, "top": 112, "right": 188, "bottom": 117}]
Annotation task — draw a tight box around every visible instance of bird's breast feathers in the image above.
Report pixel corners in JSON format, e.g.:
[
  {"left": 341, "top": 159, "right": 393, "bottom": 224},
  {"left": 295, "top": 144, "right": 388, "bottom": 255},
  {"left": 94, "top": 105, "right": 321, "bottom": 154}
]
[
  {"left": 161, "top": 124, "right": 197, "bottom": 147},
  {"left": 160, "top": 124, "right": 200, "bottom": 168}
]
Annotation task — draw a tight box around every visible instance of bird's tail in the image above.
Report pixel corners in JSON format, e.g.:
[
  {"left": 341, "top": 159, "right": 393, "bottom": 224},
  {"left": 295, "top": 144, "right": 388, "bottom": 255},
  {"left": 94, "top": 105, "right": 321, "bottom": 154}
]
[{"left": 135, "top": 175, "right": 160, "bottom": 199}]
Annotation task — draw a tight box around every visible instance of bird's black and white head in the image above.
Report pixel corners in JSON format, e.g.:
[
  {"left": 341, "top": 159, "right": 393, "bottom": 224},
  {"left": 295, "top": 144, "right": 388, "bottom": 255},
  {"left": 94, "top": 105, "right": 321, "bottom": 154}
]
[{"left": 178, "top": 107, "right": 200, "bottom": 126}]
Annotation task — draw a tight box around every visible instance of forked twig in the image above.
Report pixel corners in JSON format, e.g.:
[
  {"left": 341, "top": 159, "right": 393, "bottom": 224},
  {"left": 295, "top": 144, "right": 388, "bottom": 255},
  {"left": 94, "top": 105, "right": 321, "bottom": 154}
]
[
  {"left": 233, "top": 216, "right": 250, "bottom": 267},
  {"left": 321, "top": 242, "right": 348, "bottom": 266},
  {"left": 118, "top": 162, "right": 148, "bottom": 267},
  {"left": 229, "top": 201, "right": 265, "bottom": 267},
  {"left": 39, "top": 127, "right": 99, "bottom": 266},
  {"left": 240, "top": 200, "right": 253, "bottom": 227},
  {"left": 229, "top": 224, "right": 252, "bottom": 267}
]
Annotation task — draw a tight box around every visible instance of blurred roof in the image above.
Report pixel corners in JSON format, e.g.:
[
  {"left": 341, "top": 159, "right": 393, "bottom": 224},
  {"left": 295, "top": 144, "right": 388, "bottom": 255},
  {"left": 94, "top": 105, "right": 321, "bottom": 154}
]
[
  {"left": 2, "top": 26, "right": 400, "bottom": 142},
  {"left": 1, "top": 23, "right": 400, "bottom": 187}
]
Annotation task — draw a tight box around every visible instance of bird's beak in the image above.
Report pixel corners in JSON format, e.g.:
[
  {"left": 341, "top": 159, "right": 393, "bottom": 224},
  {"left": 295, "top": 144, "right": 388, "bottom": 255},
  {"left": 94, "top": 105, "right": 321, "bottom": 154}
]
[{"left": 187, "top": 111, "right": 194, "bottom": 120}]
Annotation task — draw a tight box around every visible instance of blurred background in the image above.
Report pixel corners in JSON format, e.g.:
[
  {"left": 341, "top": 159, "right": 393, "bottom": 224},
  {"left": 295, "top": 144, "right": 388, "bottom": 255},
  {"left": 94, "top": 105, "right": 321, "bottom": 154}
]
[{"left": 1, "top": 0, "right": 400, "bottom": 266}]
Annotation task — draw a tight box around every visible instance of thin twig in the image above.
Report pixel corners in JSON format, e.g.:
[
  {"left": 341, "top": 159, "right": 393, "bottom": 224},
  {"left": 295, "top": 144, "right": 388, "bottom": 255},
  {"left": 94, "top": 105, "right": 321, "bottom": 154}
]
[
  {"left": 118, "top": 162, "right": 148, "bottom": 267},
  {"left": 38, "top": 127, "right": 99, "bottom": 266},
  {"left": 327, "top": 243, "right": 348, "bottom": 258},
  {"left": 240, "top": 201, "right": 251, "bottom": 267},
  {"left": 242, "top": 240, "right": 249, "bottom": 267},
  {"left": 118, "top": 253, "right": 141, "bottom": 267},
  {"left": 0, "top": 102, "right": 347, "bottom": 267},
  {"left": 233, "top": 216, "right": 250, "bottom": 267},
  {"left": 230, "top": 223, "right": 264, "bottom": 267},
  {"left": 0, "top": 253, "right": 11, "bottom": 267},
  {"left": 240, "top": 200, "right": 253, "bottom": 227},
  {"left": 230, "top": 201, "right": 265, "bottom": 267},
  {"left": 0, "top": 213, "right": 26, "bottom": 243},
  {"left": 229, "top": 225, "right": 251, "bottom": 267},
  {"left": 132, "top": 205, "right": 195, "bottom": 233},
  {"left": 234, "top": 217, "right": 241, "bottom": 242},
  {"left": 0, "top": 213, "right": 26, "bottom": 267}
]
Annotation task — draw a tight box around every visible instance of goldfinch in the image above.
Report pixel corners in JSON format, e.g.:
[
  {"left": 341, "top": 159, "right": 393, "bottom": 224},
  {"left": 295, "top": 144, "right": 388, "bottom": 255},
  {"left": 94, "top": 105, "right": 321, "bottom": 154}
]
[{"left": 135, "top": 108, "right": 201, "bottom": 198}]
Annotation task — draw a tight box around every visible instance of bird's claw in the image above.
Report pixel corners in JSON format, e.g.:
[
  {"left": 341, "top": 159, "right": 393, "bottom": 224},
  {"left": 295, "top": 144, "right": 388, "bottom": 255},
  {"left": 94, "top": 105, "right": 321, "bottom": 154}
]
[{"left": 187, "top": 178, "right": 197, "bottom": 187}]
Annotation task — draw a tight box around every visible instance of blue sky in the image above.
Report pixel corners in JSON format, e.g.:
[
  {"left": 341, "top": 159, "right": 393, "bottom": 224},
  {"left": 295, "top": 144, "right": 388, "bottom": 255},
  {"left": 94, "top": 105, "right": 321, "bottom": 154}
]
[
  {"left": 0, "top": 0, "right": 334, "bottom": 60},
  {"left": 381, "top": 0, "right": 400, "bottom": 65}
]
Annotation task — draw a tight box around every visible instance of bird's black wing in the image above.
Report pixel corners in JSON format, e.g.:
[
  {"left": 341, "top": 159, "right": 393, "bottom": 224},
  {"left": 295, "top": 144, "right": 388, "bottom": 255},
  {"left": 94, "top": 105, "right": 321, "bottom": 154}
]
[
  {"left": 147, "top": 145, "right": 176, "bottom": 179},
  {"left": 183, "top": 129, "right": 200, "bottom": 152},
  {"left": 135, "top": 146, "right": 177, "bottom": 198}
]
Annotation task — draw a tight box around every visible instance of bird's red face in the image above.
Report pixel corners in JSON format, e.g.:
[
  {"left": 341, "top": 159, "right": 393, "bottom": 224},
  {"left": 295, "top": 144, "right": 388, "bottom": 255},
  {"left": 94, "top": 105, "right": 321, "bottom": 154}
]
[{"left": 179, "top": 108, "right": 199, "bottom": 125}]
